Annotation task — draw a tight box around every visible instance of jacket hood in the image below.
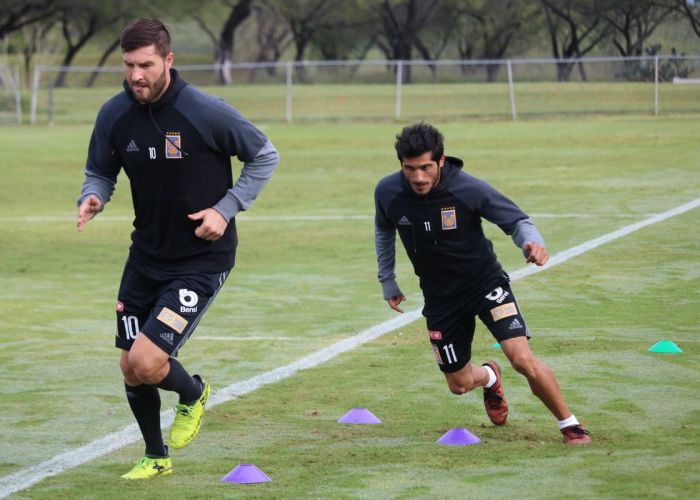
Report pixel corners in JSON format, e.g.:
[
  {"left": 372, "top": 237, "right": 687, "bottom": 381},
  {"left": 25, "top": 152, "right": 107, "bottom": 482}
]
[
  {"left": 122, "top": 68, "right": 188, "bottom": 109},
  {"left": 437, "top": 156, "right": 464, "bottom": 187}
]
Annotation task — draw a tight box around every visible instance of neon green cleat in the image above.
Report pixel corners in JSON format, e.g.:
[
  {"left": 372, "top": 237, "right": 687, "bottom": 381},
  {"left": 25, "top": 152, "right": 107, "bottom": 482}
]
[
  {"left": 121, "top": 455, "right": 172, "bottom": 480},
  {"left": 169, "top": 375, "right": 211, "bottom": 449}
]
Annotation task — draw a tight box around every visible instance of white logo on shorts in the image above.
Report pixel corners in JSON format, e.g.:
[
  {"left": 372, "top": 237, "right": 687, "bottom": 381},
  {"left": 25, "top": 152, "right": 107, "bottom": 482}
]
[
  {"left": 485, "top": 287, "right": 510, "bottom": 304},
  {"left": 179, "top": 289, "right": 199, "bottom": 313}
]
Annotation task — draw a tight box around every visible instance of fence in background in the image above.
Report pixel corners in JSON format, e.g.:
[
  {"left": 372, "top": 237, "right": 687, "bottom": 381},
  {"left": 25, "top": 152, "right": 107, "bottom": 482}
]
[
  {"left": 0, "top": 65, "right": 22, "bottom": 124},
  {"left": 25, "top": 54, "right": 700, "bottom": 125}
]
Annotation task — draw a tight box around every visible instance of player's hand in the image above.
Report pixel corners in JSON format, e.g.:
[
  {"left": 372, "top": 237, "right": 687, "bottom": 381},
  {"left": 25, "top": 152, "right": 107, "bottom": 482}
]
[
  {"left": 77, "top": 195, "right": 102, "bottom": 232},
  {"left": 387, "top": 294, "right": 406, "bottom": 313},
  {"left": 524, "top": 242, "right": 549, "bottom": 266},
  {"left": 188, "top": 208, "right": 228, "bottom": 241}
]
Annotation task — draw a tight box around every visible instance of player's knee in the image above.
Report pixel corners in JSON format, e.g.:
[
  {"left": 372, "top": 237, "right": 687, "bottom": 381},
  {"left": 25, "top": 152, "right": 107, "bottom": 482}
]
[
  {"left": 120, "top": 354, "right": 134, "bottom": 376},
  {"left": 128, "top": 354, "right": 165, "bottom": 384},
  {"left": 446, "top": 376, "right": 476, "bottom": 395},
  {"left": 119, "top": 356, "right": 140, "bottom": 386},
  {"left": 509, "top": 354, "right": 538, "bottom": 379}
]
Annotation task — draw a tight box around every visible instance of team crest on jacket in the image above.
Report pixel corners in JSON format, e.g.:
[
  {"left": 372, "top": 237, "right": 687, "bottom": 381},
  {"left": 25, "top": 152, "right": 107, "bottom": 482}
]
[
  {"left": 441, "top": 207, "right": 457, "bottom": 230},
  {"left": 165, "top": 132, "right": 182, "bottom": 159}
]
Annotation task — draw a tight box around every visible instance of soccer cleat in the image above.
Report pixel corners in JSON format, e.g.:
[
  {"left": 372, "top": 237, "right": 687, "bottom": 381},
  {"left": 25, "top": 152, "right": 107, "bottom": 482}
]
[
  {"left": 561, "top": 424, "right": 591, "bottom": 445},
  {"left": 121, "top": 455, "right": 172, "bottom": 480},
  {"left": 169, "top": 375, "right": 211, "bottom": 449},
  {"left": 482, "top": 361, "right": 508, "bottom": 425}
]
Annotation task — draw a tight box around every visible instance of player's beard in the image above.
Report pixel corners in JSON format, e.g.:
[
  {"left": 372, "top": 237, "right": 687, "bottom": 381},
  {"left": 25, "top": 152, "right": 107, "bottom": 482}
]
[{"left": 131, "top": 68, "right": 168, "bottom": 104}]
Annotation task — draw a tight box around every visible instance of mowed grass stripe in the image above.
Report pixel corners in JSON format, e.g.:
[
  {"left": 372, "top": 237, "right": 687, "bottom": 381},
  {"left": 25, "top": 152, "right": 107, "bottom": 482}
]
[
  {"left": 0, "top": 212, "right": 658, "bottom": 223},
  {"left": 1, "top": 197, "right": 697, "bottom": 498}
]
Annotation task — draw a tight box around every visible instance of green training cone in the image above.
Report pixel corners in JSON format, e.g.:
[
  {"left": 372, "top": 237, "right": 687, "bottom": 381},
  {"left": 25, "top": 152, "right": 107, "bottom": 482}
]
[
  {"left": 492, "top": 342, "right": 501, "bottom": 349},
  {"left": 648, "top": 340, "right": 683, "bottom": 353}
]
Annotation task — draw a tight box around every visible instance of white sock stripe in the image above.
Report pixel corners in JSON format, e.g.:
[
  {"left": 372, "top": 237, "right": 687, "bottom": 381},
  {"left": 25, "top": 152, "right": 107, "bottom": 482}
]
[
  {"left": 557, "top": 414, "right": 580, "bottom": 429},
  {"left": 483, "top": 365, "right": 497, "bottom": 388},
  {"left": 1, "top": 196, "right": 698, "bottom": 497}
]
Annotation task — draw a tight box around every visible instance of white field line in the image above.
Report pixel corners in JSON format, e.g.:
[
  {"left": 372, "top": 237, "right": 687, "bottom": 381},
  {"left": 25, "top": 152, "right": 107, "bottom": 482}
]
[
  {"left": 0, "top": 212, "right": 656, "bottom": 223},
  {"left": 197, "top": 336, "right": 297, "bottom": 341},
  {"left": 1, "top": 196, "right": 698, "bottom": 498}
]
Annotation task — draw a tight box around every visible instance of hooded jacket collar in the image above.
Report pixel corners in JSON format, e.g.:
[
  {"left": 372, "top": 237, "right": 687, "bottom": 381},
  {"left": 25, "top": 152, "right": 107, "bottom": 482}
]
[
  {"left": 401, "top": 155, "right": 464, "bottom": 197},
  {"left": 122, "top": 68, "right": 188, "bottom": 110}
]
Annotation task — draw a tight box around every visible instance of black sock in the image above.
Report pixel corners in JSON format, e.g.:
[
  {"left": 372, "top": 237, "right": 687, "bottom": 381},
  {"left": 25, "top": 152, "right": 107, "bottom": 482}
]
[
  {"left": 124, "top": 383, "right": 167, "bottom": 457},
  {"left": 156, "top": 358, "right": 202, "bottom": 404}
]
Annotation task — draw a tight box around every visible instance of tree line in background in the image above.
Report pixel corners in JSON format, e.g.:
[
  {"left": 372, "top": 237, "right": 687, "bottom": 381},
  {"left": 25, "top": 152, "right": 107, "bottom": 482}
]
[{"left": 1, "top": 0, "right": 699, "bottom": 86}]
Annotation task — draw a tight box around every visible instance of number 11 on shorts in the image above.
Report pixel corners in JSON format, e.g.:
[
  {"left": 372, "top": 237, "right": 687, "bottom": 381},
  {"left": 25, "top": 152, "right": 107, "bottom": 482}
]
[{"left": 442, "top": 343, "right": 457, "bottom": 364}]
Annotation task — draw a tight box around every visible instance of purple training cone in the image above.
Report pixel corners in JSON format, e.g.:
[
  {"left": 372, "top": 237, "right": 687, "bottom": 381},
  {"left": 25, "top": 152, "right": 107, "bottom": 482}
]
[
  {"left": 221, "top": 464, "right": 272, "bottom": 484},
  {"left": 337, "top": 407, "right": 382, "bottom": 424},
  {"left": 437, "top": 427, "right": 481, "bottom": 446}
]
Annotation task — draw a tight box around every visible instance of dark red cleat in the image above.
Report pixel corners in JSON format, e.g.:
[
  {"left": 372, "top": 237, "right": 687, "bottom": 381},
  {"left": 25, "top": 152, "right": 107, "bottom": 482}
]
[
  {"left": 482, "top": 361, "right": 508, "bottom": 426},
  {"left": 561, "top": 424, "right": 591, "bottom": 445}
]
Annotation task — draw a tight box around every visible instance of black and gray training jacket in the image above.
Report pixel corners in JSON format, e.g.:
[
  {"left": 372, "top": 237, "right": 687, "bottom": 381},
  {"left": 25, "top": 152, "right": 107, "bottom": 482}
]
[
  {"left": 374, "top": 156, "right": 544, "bottom": 303},
  {"left": 78, "top": 69, "right": 279, "bottom": 273}
]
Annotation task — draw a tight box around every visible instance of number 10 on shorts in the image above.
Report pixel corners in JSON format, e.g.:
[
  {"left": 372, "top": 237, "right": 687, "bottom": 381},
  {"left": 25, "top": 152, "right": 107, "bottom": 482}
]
[{"left": 121, "top": 315, "right": 139, "bottom": 340}]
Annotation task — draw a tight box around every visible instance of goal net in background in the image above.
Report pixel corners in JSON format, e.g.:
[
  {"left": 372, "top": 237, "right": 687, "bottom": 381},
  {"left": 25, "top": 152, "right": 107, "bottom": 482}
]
[{"left": 0, "top": 65, "right": 21, "bottom": 125}]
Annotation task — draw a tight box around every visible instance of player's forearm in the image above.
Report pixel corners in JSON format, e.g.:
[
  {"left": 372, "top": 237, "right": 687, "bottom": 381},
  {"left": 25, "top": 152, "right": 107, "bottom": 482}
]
[
  {"left": 76, "top": 170, "right": 116, "bottom": 209},
  {"left": 214, "top": 140, "right": 279, "bottom": 220},
  {"left": 510, "top": 218, "right": 545, "bottom": 255},
  {"left": 375, "top": 226, "right": 402, "bottom": 299}
]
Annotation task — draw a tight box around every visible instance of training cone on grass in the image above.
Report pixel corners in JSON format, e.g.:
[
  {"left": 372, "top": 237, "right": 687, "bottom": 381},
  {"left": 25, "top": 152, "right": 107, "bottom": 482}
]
[
  {"left": 437, "top": 427, "right": 481, "bottom": 446},
  {"left": 337, "top": 407, "right": 382, "bottom": 424},
  {"left": 221, "top": 464, "right": 271, "bottom": 484},
  {"left": 648, "top": 340, "right": 683, "bottom": 353},
  {"left": 492, "top": 342, "right": 501, "bottom": 349}
]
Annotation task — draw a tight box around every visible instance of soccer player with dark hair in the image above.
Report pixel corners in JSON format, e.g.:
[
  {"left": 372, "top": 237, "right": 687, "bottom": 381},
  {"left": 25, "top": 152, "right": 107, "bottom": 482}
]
[
  {"left": 76, "top": 17, "right": 279, "bottom": 478},
  {"left": 374, "top": 122, "right": 589, "bottom": 445}
]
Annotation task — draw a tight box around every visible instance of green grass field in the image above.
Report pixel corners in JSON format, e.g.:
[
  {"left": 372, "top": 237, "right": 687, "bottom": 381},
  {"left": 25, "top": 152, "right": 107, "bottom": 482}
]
[{"left": 0, "top": 111, "right": 699, "bottom": 498}]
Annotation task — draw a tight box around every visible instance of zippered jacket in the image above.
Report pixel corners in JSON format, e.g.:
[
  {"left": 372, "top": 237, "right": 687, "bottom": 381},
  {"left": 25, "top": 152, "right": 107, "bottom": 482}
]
[
  {"left": 78, "top": 69, "right": 279, "bottom": 272},
  {"left": 374, "top": 156, "right": 544, "bottom": 303}
]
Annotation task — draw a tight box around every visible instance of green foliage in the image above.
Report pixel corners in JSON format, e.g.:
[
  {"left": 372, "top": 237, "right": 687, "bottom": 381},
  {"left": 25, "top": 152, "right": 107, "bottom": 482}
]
[{"left": 623, "top": 44, "right": 694, "bottom": 82}]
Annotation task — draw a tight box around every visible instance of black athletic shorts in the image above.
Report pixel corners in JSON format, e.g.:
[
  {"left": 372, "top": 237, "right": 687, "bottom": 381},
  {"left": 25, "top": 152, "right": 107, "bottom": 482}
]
[
  {"left": 424, "top": 278, "right": 530, "bottom": 373},
  {"left": 115, "top": 259, "right": 230, "bottom": 356}
]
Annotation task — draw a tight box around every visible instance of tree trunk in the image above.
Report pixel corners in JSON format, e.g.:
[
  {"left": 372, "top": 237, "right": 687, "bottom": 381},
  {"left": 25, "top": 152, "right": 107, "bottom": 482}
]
[
  {"left": 486, "top": 64, "right": 500, "bottom": 82},
  {"left": 557, "top": 62, "right": 573, "bottom": 82},
  {"left": 54, "top": 16, "right": 98, "bottom": 88},
  {"left": 86, "top": 37, "right": 120, "bottom": 87},
  {"left": 54, "top": 45, "right": 81, "bottom": 87},
  {"left": 216, "top": 0, "right": 253, "bottom": 85}
]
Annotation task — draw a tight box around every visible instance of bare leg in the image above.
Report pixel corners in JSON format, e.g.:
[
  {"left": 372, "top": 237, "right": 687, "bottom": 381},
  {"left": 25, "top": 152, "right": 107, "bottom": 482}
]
[
  {"left": 125, "top": 333, "right": 171, "bottom": 385},
  {"left": 500, "top": 336, "right": 571, "bottom": 420},
  {"left": 443, "top": 362, "right": 490, "bottom": 395}
]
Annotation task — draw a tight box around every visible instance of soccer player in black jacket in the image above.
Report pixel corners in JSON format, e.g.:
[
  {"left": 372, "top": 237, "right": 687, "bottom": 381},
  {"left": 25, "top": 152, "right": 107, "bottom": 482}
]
[
  {"left": 76, "top": 18, "right": 279, "bottom": 478},
  {"left": 374, "top": 123, "right": 589, "bottom": 445}
]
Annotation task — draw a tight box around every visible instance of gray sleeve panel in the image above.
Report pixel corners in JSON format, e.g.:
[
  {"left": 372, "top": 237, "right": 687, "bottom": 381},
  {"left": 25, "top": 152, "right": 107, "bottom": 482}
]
[
  {"left": 213, "top": 139, "right": 280, "bottom": 220},
  {"left": 175, "top": 86, "right": 268, "bottom": 162},
  {"left": 374, "top": 178, "right": 403, "bottom": 300},
  {"left": 381, "top": 278, "right": 403, "bottom": 301},
  {"left": 76, "top": 170, "right": 116, "bottom": 208},
  {"left": 78, "top": 94, "right": 127, "bottom": 209},
  {"left": 511, "top": 218, "right": 546, "bottom": 255},
  {"left": 375, "top": 226, "right": 403, "bottom": 300}
]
